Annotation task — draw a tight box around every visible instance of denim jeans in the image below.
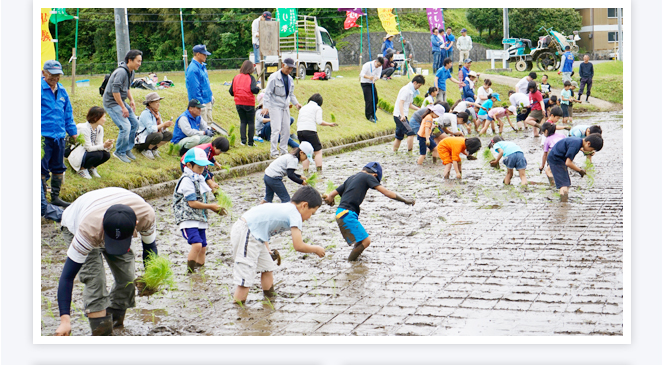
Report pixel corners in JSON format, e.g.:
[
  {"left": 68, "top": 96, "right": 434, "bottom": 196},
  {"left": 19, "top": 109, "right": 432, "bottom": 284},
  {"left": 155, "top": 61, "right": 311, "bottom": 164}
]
[
  {"left": 432, "top": 52, "right": 441, "bottom": 73},
  {"left": 104, "top": 102, "right": 139, "bottom": 156},
  {"left": 263, "top": 175, "right": 291, "bottom": 203}
]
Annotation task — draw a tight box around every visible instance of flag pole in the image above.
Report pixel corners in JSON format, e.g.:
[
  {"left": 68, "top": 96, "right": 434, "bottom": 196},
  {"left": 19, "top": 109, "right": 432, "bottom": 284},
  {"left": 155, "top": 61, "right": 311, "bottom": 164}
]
[
  {"left": 359, "top": 14, "right": 363, "bottom": 67},
  {"left": 366, "top": 9, "right": 377, "bottom": 123},
  {"left": 180, "top": 8, "right": 187, "bottom": 70}
]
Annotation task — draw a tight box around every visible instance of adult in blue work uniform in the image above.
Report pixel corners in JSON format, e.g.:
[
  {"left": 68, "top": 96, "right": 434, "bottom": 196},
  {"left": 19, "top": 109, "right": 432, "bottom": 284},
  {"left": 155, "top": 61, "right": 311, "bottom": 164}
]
[
  {"left": 41, "top": 60, "right": 78, "bottom": 207},
  {"left": 560, "top": 45, "right": 574, "bottom": 83},
  {"left": 186, "top": 44, "right": 214, "bottom": 125}
]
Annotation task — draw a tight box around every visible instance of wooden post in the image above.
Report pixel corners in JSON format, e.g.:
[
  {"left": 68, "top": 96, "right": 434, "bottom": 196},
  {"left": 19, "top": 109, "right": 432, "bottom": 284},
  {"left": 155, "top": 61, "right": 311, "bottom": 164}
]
[
  {"left": 183, "top": 50, "right": 188, "bottom": 71},
  {"left": 70, "top": 48, "right": 77, "bottom": 95}
]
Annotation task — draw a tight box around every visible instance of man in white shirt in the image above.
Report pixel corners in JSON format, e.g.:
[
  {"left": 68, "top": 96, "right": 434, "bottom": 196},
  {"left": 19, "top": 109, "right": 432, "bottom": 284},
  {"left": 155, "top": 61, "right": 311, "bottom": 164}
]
[
  {"left": 515, "top": 71, "right": 537, "bottom": 94},
  {"left": 252, "top": 11, "right": 271, "bottom": 75},
  {"left": 457, "top": 28, "right": 473, "bottom": 64},
  {"left": 393, "top": 75, "right": 425, "bottom": 152},
  {"left": 359, "top": 56, "right": 384, "bottom": 122},
  {"left": 509, "top": 90, "right": 531, "bottom": 130}
]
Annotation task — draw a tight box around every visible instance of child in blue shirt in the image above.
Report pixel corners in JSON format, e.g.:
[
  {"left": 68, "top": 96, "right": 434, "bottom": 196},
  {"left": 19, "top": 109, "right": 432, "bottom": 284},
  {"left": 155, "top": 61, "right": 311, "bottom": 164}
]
[
  {"left": 489, "top": 136, "right": 528, "bottom": 186},
  {"left": 547, "top": 134, "right": 603, "bottom": 202},
  {"left": 231, "top": 186, "right": 325, "bottom": 304},
  {"left": 173, "top": 148, "right": 222, "bottom": 273}
]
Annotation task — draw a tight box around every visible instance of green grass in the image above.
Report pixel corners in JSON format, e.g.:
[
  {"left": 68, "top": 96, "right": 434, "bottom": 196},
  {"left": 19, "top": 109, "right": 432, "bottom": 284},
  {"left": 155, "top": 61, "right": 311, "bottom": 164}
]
[
  {"left": 139, "top": 252, "right": 175, "bottom": 292},
  {"left": 473, "top": 60, "right": 623, "bottom": 105},
  {"left": 54, "top": 62, "right": 576, "bottom": 200}
]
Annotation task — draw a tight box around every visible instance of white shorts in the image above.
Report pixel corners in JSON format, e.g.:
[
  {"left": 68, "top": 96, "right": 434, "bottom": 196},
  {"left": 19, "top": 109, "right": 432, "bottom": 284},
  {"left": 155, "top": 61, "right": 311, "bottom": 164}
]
[{"left": 231, "top": 219, "right": 277, "bottom": 288}]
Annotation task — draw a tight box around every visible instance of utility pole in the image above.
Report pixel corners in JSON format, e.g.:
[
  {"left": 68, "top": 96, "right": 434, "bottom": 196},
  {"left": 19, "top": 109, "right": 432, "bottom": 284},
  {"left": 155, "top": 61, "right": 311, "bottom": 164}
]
[
  {"left": 617, "top": 8, "right": 622, "bottom": 61},
  {"left": 114, "top": 8, "right": 131, "bottom": 65},
  {"left": 503, "top": 8, "right": 509, "bottom": 69}
]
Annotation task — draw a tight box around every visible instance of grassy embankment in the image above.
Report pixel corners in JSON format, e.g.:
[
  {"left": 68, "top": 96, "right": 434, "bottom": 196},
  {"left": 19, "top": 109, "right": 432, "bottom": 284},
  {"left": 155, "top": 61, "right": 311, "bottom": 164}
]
[{"left": 56, "top": 65, "right": 463, "bottom": 201}]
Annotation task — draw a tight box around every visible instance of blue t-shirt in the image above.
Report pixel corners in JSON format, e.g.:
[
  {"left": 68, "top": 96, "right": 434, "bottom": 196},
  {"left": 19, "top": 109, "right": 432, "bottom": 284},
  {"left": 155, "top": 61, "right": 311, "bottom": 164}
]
[
  {"left": 445, "top": 33, "right": 455, "bottom": 53},
  {"left": 435, "top": 67, "right": 451, "bottom": 91},
  {"left": 562, "top": 51, "right": 574, "bottom": 72},
  {"left": 560, "top": 89, "right": 572, "bottom": 105},
  {"left": 492, "top": 141, "right": 523, "bottom": 157},
  {"left": 548, "top": 137, "right": 583, "bottom": 165},
  {"left": 241, "top": 202, "right": 303, "bottom": 242},
  {"left": 478, "top": 99, "right": 493, "bottom": 116},
  {"left": 569, "top": 125, "right": 589, "bottom": 138}
]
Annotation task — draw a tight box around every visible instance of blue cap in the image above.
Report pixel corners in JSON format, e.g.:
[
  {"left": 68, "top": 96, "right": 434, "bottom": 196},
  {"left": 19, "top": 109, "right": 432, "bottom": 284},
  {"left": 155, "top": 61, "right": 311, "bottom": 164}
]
[
  {"left": 364, "top": 162, "right": 383, "bottom": 182},
  {"left": 192, "top": 44, "right": 212, "bottom": 56},
  {"left": 492, "top": 93, "right": 501, "bottom": 102},
  {"left": 43, "top": 60, "right": 64, "bottom": 75},
  {"left": 183, "top": 148, "right": 213, "bottom": 167}
]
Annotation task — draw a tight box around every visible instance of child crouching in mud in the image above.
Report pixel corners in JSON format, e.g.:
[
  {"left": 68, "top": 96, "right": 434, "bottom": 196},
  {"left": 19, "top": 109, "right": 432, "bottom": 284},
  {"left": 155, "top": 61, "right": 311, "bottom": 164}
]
[
  {"left": 324, "top": 162, "right": 415, "bottom": 261},
  {"left": 231, "top": 186, "right": 325, "bottom": 304},
  {"left": 488, "top": 136, "right": 528, "bottom": 186},
  {"left": 437, "top": 137, "right": 482, "bottom": 179}
]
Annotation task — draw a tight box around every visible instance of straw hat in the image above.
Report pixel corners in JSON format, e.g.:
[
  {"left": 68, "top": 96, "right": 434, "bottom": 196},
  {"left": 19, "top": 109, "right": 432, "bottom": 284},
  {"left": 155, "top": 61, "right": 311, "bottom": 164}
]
[{"left": 143, "top": 92, "right": 165, "bottom": 105}]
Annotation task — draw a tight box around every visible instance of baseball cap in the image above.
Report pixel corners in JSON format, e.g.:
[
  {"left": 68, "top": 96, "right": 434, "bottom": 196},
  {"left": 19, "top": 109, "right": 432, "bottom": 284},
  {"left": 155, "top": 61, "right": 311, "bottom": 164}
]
[
  {"left": 43, "top": 60, "right": 64, "bottom": 75},
  {"left": 570, "top": 81, "right": 578, "bottom": 88},
  {"left": 263, "top": 11, "right": 272, "bottom": 19},
  {"left": 283, "top": 58, "right": 296, "bottom": 68},
  {"left": 364, "top": 162, "right": 383, "bottom": 182},
  {"left": 461, "top": 28, "right": 467, "bottom": 33},
  {"left": 188, "top": 99, "right": 204, "bottom": 109},
  {"left": 492, "top": 93, "right": 501, "bottom": 102},
  {"left": 298, "top": 141, "right": 315, "bottom": 164},
  {"left": 192, "top": 44, "right": 212, "bottom": 56},
  {"left": 464, "top": 58, "right": 473, "bottom": 64},
  {"left": 183, "top": 147, "right": 213, "bottom": 167},
  {"left": 103, "top": 205, "right": 137, "bottom": 256}
]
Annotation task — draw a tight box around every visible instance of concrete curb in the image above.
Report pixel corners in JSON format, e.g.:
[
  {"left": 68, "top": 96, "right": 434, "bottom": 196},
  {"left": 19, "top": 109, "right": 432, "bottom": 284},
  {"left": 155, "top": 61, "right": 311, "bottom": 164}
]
[{"left": 130, "top": 132, "right": 395, "bottom": 200}]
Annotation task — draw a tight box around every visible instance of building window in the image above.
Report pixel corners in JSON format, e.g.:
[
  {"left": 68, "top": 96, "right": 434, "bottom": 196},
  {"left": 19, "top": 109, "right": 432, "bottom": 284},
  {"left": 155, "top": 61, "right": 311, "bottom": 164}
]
[
  {"left": 608, "top": 32, "right": 618, "bottom": 43},
  {"left": 608, "top": 8, "right": 618, "bottom": 18}
]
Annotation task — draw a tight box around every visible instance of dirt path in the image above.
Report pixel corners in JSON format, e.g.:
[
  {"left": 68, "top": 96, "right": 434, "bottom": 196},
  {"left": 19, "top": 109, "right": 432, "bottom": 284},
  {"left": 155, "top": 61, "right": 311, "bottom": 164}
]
[
  {"left": 40, "top": 111, "right": 623, "bottom": 336},
  {"left": 483, "top": 73, "right": 619, "bottom": 111}
]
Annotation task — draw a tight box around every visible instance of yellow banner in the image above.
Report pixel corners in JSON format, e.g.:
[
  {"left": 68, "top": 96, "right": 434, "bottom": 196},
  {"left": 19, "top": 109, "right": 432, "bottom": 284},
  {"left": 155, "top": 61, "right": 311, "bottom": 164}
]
[
  {"left": 41, "top": 8, "right": 55, "bottom": 68},
  {"left": 377, "top": 8, "right": 399, "bottom": 36}
]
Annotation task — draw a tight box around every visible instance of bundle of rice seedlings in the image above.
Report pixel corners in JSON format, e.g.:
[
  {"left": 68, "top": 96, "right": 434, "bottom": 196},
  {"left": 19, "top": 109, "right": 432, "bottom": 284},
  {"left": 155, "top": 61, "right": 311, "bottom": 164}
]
[
  {"left": 330, "top": 112, "right": 336, "bottom": 124},
  {"left": 305, "top": 172, "right": 318, "bottom": 188},
  {"left": 136, "top": 252, "right": 175, "bottom": 295},
  {"left": 75, "top": 134, "right": 86, "bottom": 146},
  {"left": 325, "top": 180, "right": 335, "bottom": 194},
  {"left": 227, "top": 125, "right": 237, "bottom": 147},
  {"left": 221, "top": 165, "right": 231, "bottom": 173},
  {"left": 482, "top": 148, "right": 494, "bottom": 162},
  {"left": 584, "top": 160, "right": 595, "bottom": 188},
  {"left": 166, "top": 142, "right": 181, "bottom": 156},
  {"left": 413, "top": 95, "right": 424, "bottom": 107},
  {"left": 215, "top": 189, "right": 233, "bottom": 211}
]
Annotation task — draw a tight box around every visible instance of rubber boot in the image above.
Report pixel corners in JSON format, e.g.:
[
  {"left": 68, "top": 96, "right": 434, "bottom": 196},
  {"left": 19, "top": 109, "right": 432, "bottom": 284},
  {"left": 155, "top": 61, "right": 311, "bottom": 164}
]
[
  {"left": 50, "top": 174, "right": 71, "bottom": 208},
  {"left": 105, "top": 307, "right": 126, "bottom": 328},
  {"left": 41, "top": 176, "right": 48, "bottom": 194},
  {"left": 348, "top": 241, "right": 365, "bottom": 261},
  {"left": 89, "top": 314, "right": 113, "bottom": 336}
]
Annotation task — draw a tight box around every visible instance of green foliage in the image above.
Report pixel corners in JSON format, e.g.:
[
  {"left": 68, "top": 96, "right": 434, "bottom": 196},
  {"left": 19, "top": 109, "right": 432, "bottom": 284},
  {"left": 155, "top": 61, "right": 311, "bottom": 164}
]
[
  {"left": 413, "top": 95, "right": 424, "bottom": 108},
  {"left": 228, "top": 125, "right": 237, "bottom": 147},
  {"left": 501, "top": 102, "right": 510, "bottom": 107},
  {"left": 75, "top": 134, "right": 86, "bottom": 146},
  {"left": 221, "top": 165, "right": 231, "bottom": 173},
  {"left": 166, "top": 142, "right": 181, "bottom": 156},
  {"left": 140, "top": 253, "right": 175, "bottom": 291},
  {"left": 378, "top": 98, "right": 394, "bottom": 114},
  {"left": 215, "top": 189, "right": 233, "bottom": 210},
  {"left": 466, "top": 9, "right": 502, "bottom": 40},
  {"left": 508, "top": 8, "right": 582, "bottom": 46},
  {"left": 305, "top": 172, "right": 318, "bottom": 188}
]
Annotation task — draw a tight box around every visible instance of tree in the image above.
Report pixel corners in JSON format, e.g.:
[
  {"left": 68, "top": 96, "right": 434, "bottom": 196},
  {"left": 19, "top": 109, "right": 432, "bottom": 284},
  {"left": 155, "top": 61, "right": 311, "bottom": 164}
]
[
  {"left": 509, "top": 8, "right": 582, "bottom": 45},
  {"left": 466, "top": 8, "right": 502, "bottom": 39}
]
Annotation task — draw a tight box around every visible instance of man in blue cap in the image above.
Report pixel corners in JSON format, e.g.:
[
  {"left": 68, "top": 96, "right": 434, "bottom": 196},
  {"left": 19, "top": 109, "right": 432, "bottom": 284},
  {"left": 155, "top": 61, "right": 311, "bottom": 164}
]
[
  {"left": 186, "top": 44, "right": 214, "bottom": 125},
  {"left": 41, "top": 60, "right": 78, "bottom": 207},
  {"left": 324, "top": 162, "right": 415, "bottom": 261},
  {"left": 171, "top": 99, "right": 214, "bottom": 156},
  {"left": 55, "top": 187, "right": 158, "bottom": 336}
]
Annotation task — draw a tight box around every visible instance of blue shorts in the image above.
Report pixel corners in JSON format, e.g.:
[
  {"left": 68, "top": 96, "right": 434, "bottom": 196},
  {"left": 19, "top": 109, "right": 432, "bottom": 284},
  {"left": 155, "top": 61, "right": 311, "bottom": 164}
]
[
  {"left": 486, "top": 115, "right": 494, "bottom": 121},
  {"left": 548, "top": 161, "right": 571, "bottom": 189},
  {"left": 253, "top": 44, "right": 260, "bottom": 63},
  {"left": 181, "top": 227, "right": 208, "bottom": 247},
  {"left": 394, "top": 116, "right": 416, "bottom": 140},
  {"left": 417, "top": 135, "right": 437, "bottom": 156},
  {"left": 335, "top": 208, "right": 369, "bottom": 246},
  {"left": 503, "top": 151, "right": 527, "bottom": 170}
]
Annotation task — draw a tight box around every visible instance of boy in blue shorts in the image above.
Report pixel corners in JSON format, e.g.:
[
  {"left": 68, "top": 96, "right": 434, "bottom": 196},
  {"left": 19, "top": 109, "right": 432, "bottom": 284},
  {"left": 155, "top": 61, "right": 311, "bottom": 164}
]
[
  {"left": 173, "top": 148, "right": 222, "bottom": 273},
  {"left": 324, "top": 162, "right": 416, "bottom": 261},
  {"left": 547, "top": 134, "right": 603, "bottom": 202},
  {"left": 231, "top": 186, "right": 325, "bottom": 304},
  {"left": 489, "top": 136, "right": 528, "bottom": 186}
]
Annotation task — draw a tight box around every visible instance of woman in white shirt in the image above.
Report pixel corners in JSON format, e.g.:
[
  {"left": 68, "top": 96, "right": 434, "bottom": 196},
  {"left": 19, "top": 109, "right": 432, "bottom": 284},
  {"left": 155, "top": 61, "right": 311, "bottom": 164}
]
[
  {"left": 296, "top": 93, "right": 338, "bottom": 172},
  {"left": 68, "top": 107, "right": 114, "bottom": 179},
  {"left": 476, "top": 79, "right": 493, "bottom": 106}
]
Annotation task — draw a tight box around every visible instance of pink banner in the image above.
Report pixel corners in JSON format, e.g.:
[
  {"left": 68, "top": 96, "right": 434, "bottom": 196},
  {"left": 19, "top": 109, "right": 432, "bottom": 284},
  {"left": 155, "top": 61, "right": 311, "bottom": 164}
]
[
  {"left": 338, "top": 8, "right": 364, "bottom": 15},
  {"left": 426, "top": 8, "right": 445, "bottom": 33}
]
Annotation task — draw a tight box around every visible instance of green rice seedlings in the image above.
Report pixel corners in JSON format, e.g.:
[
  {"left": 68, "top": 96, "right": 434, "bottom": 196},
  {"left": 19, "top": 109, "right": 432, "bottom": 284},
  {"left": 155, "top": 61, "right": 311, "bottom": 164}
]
[
  {"left": 75, "top": 133, "right": 86, "bottom": 146},
  {"left": 413, "top": 95, "right": 424, "bottom": 107},
  {"left": 167, "top": 142, "right": 181, "bottom": 156},
  {"left": 221, "top": 165, "right": 231, "bottom": 173},
  {"left": 41, "top": 137, "right": 45, "bottom": 159},
  {"left": 330, "top": 112, "right": 337, "bottom": 124},
  {"left": 585, "top": 160, "right": 595, "bottom": 188},
  {"left": 305, "top": 172, "right": 318, "bottom": 188},
  {"left": 214, "top": 189, "right": 233, "bottom": 211},
  {"left": 228, "top": 133, "right": 236, "bottom": 147},
  {"left": 138, "top": 252, "right": 175, "bottom": 293},
  {"left": 482, "top": 148, "right": 494, "bottom": 162}
]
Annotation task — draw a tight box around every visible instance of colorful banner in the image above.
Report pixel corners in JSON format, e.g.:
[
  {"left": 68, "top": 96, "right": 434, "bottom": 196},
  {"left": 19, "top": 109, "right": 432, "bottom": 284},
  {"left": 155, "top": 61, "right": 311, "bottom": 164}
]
[
  {"left": 377, "top": 8, "right": 399, "bottom": 36},
  {"left": 426, "top": 8, "right": 445, "bottom": 33},
  {"left": 50, "top": 8, "right": 74, "bottom": 24},
  {"left": 41, "top": 8, "right": 55, "bottom": 68},
  {"left": 338, "top": 8, "right": 364, "bottom": 15},
  {"left": 343, "top": 11, "right": 360, "bottom": 30},
  {"left": 277, "top": 8, "right": 298, "bottom": 37}
]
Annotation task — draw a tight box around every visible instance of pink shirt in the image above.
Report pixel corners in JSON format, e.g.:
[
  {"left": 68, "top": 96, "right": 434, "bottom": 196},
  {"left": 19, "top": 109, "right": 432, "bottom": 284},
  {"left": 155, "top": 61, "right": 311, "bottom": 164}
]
[
  {"left": 488, "top": 107, "right": 507, "bottom": 119},
  {"left": 543, "top": 132, "right": 566, "bottom": 153}
]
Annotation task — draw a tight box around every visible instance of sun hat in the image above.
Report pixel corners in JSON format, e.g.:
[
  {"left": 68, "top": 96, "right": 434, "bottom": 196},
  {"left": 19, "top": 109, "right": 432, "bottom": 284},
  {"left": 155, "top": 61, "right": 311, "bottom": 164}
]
[
  {"left": 298, "top": 142, "right": 315, "bottom": 164},
  {"left": 468, "top": 70, "right": 478, "bottom": 78},
  {"left": 507, "top": 105, "right": 517, "bottom": 114},
  {"left": 143, "top": 92, "right": 165, "bottom": 105},
  {"left": 427, "top": 104, "right": 447, "bottom": 117},
  {"left": 256, "top": 92, "right": 265, "bottom": 106},
  {"left": 43, "top": 60, "right": 64, "bottom": 75},
  {"left": 364, "top": 162, "right": 383, "bottom": 182},
  {"left": 103, "top": 205, "right": 137, "bottom": 256},
  {"left": 570, "top": 81, "right": 578, "bottom": 88},
  {"left": 183, "top": 147, "right": 213, "bottom": 167}
]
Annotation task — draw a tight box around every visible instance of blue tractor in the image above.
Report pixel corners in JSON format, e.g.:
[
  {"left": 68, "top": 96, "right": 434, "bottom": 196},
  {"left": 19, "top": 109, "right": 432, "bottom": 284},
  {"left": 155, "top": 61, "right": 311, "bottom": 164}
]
[{"left": 503, "top": 27, "right": 580, "bottom": 72}]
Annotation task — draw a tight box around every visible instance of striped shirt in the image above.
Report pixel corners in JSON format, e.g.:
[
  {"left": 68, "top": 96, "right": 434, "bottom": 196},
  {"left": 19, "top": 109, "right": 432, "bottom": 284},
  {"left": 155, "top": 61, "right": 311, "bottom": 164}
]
[{"left": 61, "top": 187, "right": 156, "bottom": 263}]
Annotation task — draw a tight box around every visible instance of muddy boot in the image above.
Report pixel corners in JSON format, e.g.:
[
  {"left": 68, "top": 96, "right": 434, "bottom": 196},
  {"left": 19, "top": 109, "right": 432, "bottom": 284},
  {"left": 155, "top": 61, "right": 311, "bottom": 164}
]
[
  {"left": 316, "top": 166, "right": 323, "bottom": 173},
  {"left": 195, "top": 261, "right": 204, "bottom": 269},
  {"left": 105, "top": 307, "right": 126, "bottom": 328},
  {"left": 187, "top": 260, "right": 197, "bottom": 273},
  {"left": 263, "top": 285, "right": 277, "bottom": 298},
  {"left": 560, "top": 192, "right": 569, "bottom": 202},
  {"left": 50, "top": 174, "right": 71, "bottom": 208},
  {"left": 89, "top": 314, "right": 113, "bottom": 336},
  {"left": 348, "top": 241, "right": 365, "bottom": 261}
]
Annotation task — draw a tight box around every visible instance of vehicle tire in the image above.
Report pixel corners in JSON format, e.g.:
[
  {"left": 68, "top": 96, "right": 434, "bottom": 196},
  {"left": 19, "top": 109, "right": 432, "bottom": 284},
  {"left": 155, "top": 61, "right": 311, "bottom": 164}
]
[
  {"left": 525, "top": 61, "right": 533, "bottom": 71},
  {"left": 535, "top": 52, "right": 557, "bottom": 71},
  {"left": 324, "top": 63, "right": 333, "bottom": 78},
  {"left": 515, "top": 60, "right": 528, "bottom": 72},
  {"left": 297, "top": 63, "right": 306, "bottom": 80}
]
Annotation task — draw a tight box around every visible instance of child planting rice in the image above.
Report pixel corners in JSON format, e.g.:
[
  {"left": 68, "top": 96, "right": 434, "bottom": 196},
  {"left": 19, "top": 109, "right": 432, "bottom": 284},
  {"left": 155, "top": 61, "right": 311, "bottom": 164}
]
[
  {"left": 547, "top": 134, "right": 603, "bottom": 202},
  {"left": 262, "top": 142, "right": 315, "bottom": 203},
  {"left": 437, "top": 137, "right": 482, "bottom": 179},
  {"left": 488, "top": 136, "right": 528, "bottom": 186}
]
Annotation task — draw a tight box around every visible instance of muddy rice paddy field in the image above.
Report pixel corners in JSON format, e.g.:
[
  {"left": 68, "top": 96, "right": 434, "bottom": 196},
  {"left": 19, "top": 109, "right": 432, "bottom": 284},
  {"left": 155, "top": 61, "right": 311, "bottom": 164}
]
[{"left": 40, "top": 111, "right": 623, "bottom": 336}]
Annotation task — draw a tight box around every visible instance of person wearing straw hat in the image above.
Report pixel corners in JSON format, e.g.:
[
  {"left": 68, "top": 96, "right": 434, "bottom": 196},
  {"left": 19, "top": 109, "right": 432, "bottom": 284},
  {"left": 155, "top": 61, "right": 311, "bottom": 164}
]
[
  {"left": 135, "top": 92, "right": 173, "bottom": 159},
  {"left": 381, "top": 34, "right": 398, "bottom": 57}
]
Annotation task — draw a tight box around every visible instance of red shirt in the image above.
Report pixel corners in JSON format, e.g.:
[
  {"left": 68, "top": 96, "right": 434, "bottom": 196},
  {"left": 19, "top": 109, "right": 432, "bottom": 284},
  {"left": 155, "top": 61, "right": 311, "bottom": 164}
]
[
  {"left": 231, "top": 74, "right": 256, "bottom": 106},
  {"left": 529, "top": 90, "right": 543, "bottom": 111}
]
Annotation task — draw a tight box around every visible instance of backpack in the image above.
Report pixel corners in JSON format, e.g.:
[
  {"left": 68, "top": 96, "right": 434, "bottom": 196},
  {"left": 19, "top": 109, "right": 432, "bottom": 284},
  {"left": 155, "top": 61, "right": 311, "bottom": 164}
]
[
  {"left": 99, "top": 66, "right": 130, "bottom": 97},
  {"left": 311, "top": 72, "right": 329, "bottom": 81}
]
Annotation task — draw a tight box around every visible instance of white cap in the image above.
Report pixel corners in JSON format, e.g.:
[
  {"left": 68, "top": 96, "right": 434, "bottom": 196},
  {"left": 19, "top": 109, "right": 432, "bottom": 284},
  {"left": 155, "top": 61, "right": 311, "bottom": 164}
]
[
  {"left": 427, "top": 104, "right": 447, "bottom": 117},
  {"left": 507, "top": 105, "right": 517, "bottom": 114},
  {"left": 298, "top": 141, "right": 315, "bottom": 164}
]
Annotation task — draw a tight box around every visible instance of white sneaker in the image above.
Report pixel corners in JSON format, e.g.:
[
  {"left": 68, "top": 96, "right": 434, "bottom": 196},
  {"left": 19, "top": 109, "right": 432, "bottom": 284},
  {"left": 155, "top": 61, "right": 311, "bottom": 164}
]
[
  {"left": 89, "top": 167, "right": 101, "bottom": 178},
  {"left": 141, "top": 149, "right": 155, "bottom": 160},
  {"left": 152, "top": 149, "right": 161, "bottom": 158},
  {"left": 78, "top": 169, "right": 92, "bottom": 179}
]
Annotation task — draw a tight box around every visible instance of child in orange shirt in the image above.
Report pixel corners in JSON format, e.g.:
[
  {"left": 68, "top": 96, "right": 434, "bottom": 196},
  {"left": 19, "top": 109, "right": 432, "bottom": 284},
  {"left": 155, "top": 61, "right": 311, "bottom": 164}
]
[
  {"left": 437, "top": 136, "right": 481, "bottom": 179},
  {"left": 416, "top": 104, "right": 446, "bottom": 165}
]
